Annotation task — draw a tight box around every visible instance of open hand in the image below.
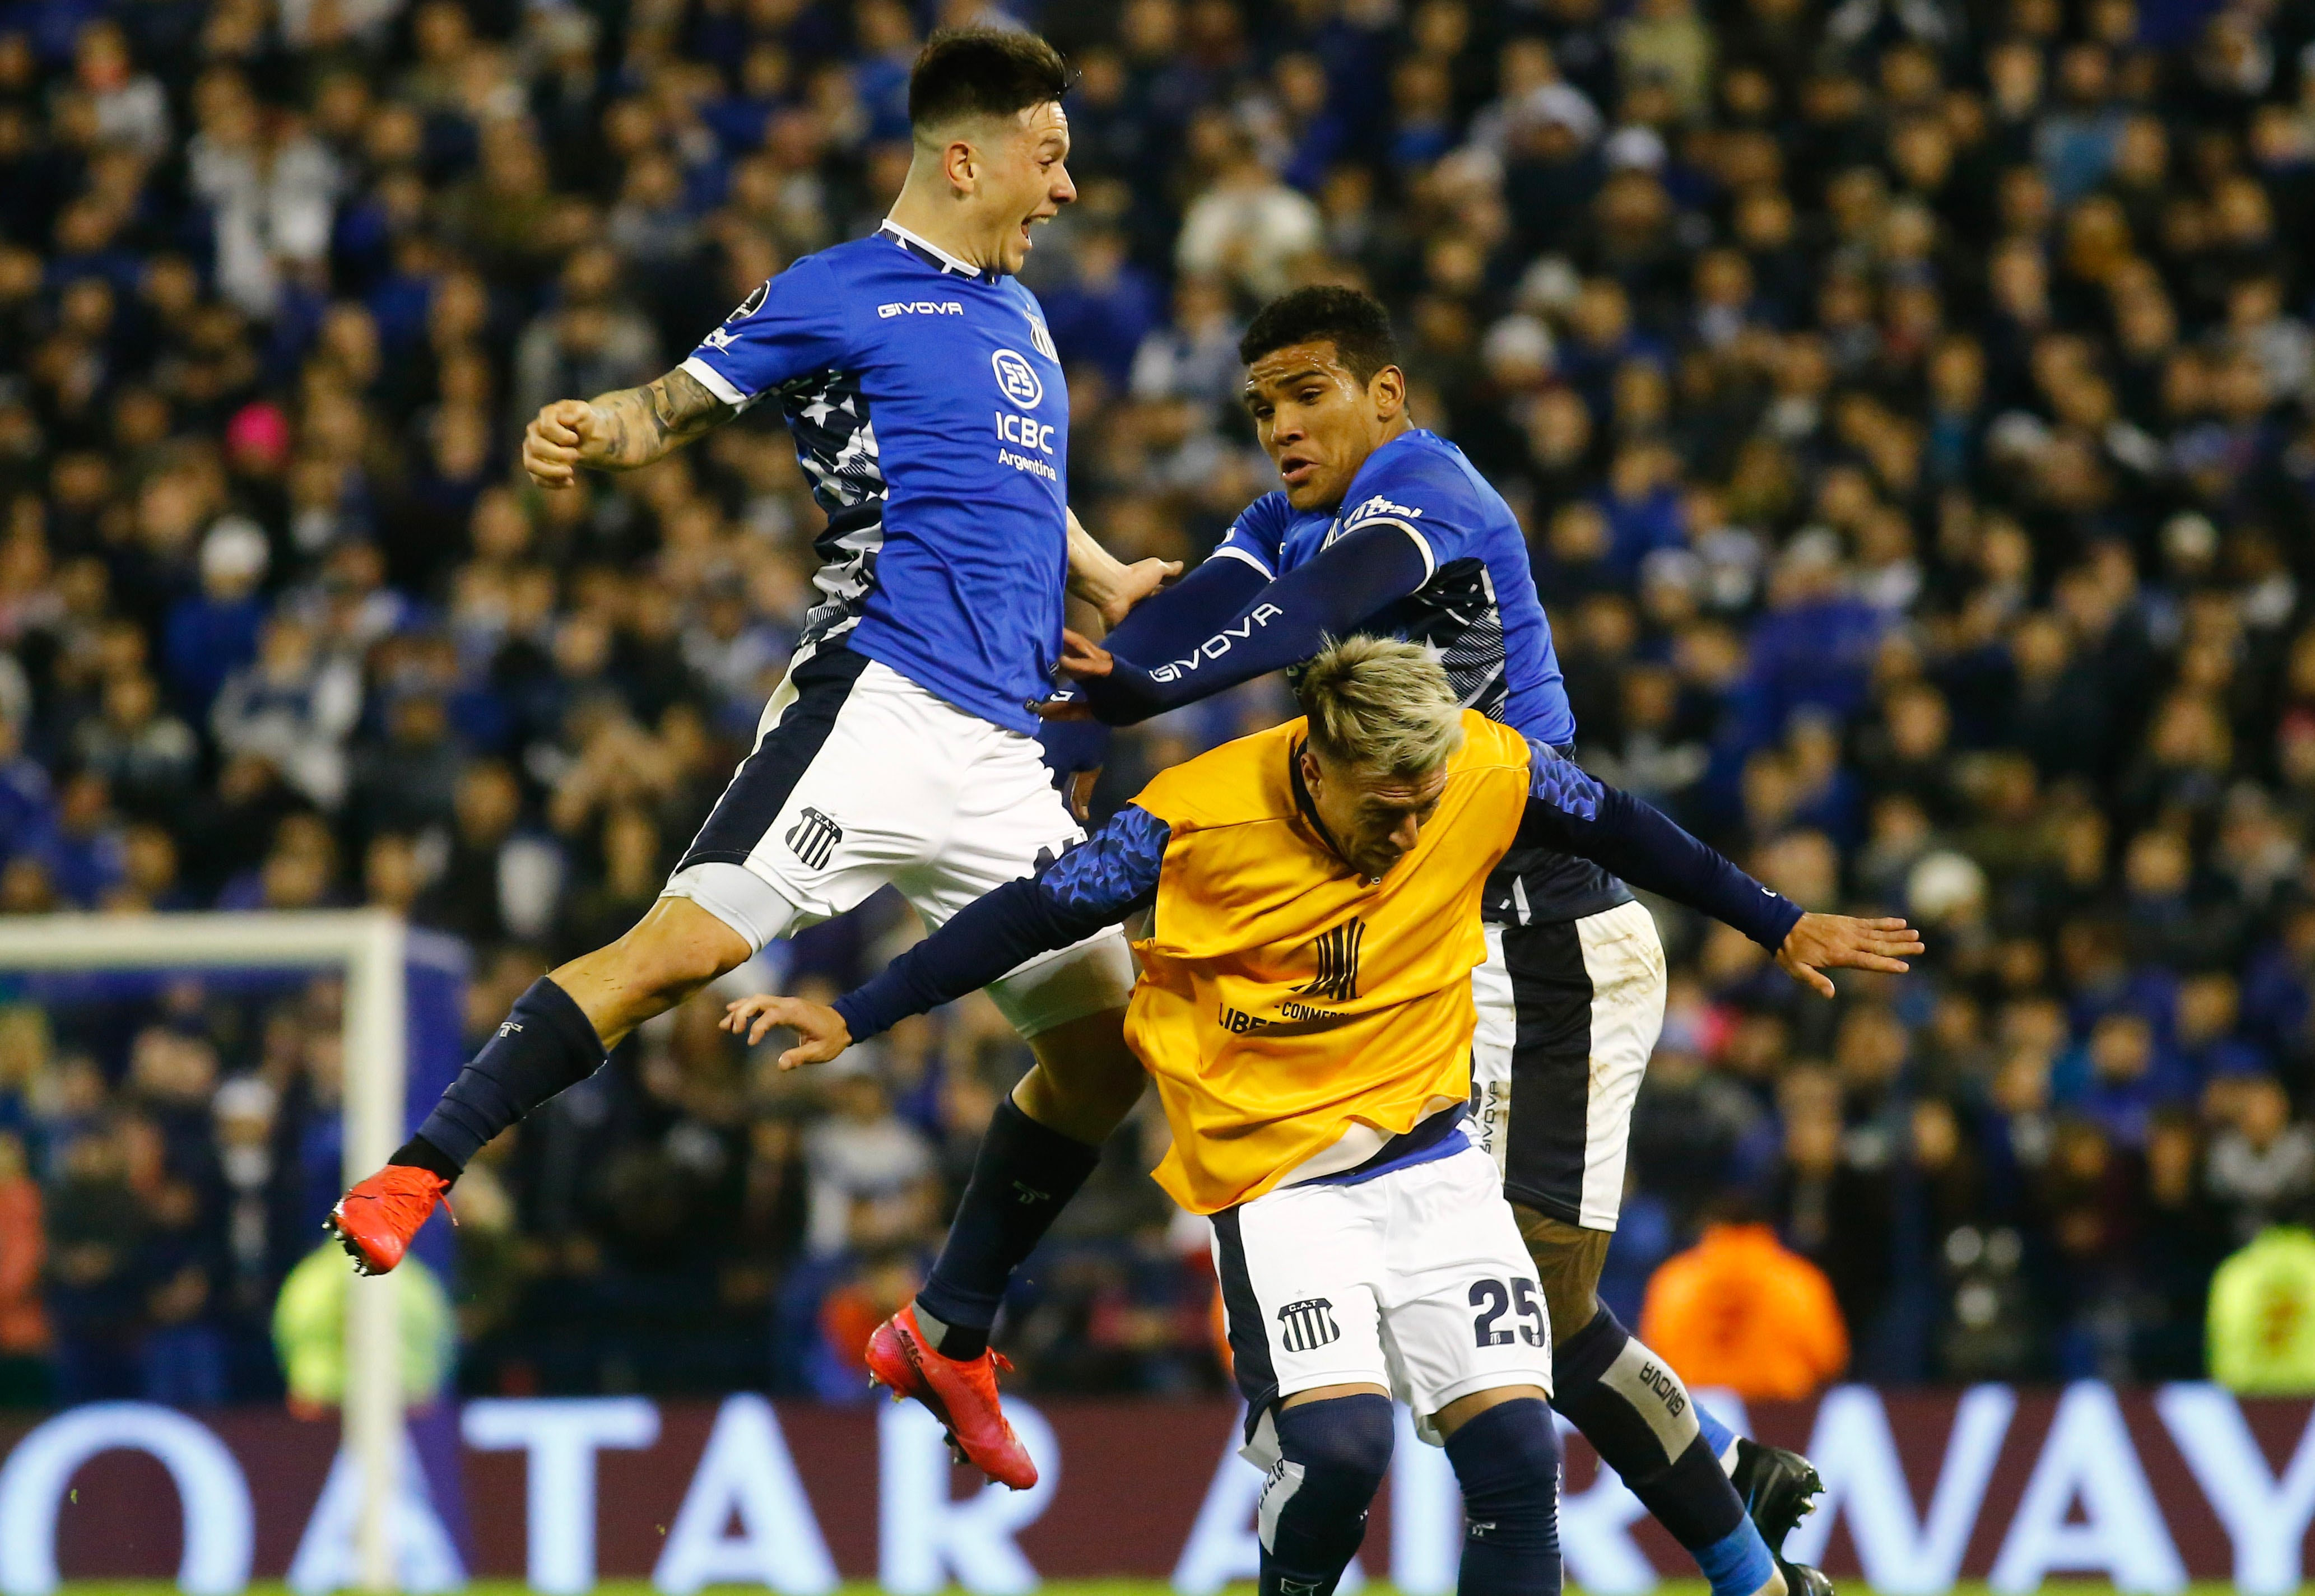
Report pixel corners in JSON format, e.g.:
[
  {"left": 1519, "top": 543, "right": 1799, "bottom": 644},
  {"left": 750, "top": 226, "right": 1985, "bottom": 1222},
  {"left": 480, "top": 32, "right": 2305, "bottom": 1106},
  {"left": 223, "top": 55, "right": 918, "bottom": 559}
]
[
  {"left": 1774, "top": 914, "right": 1925, "bottom": 998},
  {"left": 522, "top": 399, "right": 602, "bottom": 488},
  {"left": 719, "top": 993, "right": 853, "bottom": 1070}
]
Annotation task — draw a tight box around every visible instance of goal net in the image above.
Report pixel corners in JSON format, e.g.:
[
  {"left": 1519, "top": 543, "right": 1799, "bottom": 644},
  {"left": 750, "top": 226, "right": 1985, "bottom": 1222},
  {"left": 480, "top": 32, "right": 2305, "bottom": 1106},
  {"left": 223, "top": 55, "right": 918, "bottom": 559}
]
[{"left": 0, "top": 910, "right": 462, "bottom": 1593}]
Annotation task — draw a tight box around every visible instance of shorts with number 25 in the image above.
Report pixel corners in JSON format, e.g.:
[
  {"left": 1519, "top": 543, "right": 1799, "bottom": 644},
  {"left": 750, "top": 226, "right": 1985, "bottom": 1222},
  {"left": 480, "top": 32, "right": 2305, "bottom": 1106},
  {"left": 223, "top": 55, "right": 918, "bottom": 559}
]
[{"left": 1211, "top": 1135, "right": 1554, "bottom": 1461}]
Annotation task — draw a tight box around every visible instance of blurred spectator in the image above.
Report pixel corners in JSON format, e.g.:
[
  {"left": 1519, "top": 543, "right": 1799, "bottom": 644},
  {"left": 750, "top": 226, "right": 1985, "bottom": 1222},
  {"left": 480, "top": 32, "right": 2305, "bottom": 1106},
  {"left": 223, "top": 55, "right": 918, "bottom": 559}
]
[
  {"left": 2209, "top": 1074, "right": 2315, "bottom": 1240},
  {"left": 272, "top": 1241, "right": 453, "bottom": 1415},
  {"left": 162, "top": 519, "right": 268, "bottom": 722},
  {"left": 411, "top": 759, "right": 561, "bottom": 947},
  {"left": 1639, "top": 1202, "right": 1850, "bottom": 1398},
  {"left": 1040, "top": 227, "right": 1163, "bottom": 389},
  {"left": 74, "top": 671, "right": 198, "bottom": 820},
  {"left": 2207, "top": 1225, "right": 2315, "bottom": 1394},
  {"left": 0, "top": 1133, "right": 47, "bottom": 1404},
  {"left": 43, "top": 1127, "right": 143, "bottom": 1403},
  {"left": 803, "top": 1071, "right": 935, "bottom": 1260},
  {"left": 211, "top": 617, "right": 361, "bottom": 811},
  {"left": 1174, "top": 117, "right": 1322, "bottom": 299}
]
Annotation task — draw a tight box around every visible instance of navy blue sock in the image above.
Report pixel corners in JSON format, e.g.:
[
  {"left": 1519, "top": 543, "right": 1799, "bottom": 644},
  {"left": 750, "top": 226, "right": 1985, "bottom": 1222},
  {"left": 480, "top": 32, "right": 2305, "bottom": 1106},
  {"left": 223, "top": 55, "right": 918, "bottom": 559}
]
[
  {"left": 1445, "top": 1399, "right": 1563, "bottom": 1596},
  {"left": 913, "top": 1096, "right": 1103, "bottom": 1360},
  {"left": 1259, "top": 1395, "right": 1394, "bottom": 1596},
  {"left": 1552, "top": 1305, "right": 1766, "bottom": 1594},
  {"left": 413, "top": 979, "right": 606, "bottom": 1169}
]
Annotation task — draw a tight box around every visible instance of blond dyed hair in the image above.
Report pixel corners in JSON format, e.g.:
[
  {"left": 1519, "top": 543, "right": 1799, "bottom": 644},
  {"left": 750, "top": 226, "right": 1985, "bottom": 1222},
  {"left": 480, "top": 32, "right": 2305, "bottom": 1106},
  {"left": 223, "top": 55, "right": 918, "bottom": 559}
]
[{"left": 1296, "top": 635, "right": 1466, "bottom": 778}]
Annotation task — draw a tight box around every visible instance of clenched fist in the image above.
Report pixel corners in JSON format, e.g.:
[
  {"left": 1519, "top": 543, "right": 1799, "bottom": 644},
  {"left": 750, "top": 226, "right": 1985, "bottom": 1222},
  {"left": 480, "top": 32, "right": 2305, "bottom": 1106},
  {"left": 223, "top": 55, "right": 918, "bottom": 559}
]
[{"left": 523, "top": 399, "right": 603, "bottom": 488}]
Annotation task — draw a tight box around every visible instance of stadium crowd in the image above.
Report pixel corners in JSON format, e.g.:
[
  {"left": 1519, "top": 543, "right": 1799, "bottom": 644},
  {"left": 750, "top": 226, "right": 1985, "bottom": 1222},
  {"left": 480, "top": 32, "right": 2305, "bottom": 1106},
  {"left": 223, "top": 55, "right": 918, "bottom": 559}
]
[{"left": 1, "top": 0, "right": 2314, "bottom": 1404}]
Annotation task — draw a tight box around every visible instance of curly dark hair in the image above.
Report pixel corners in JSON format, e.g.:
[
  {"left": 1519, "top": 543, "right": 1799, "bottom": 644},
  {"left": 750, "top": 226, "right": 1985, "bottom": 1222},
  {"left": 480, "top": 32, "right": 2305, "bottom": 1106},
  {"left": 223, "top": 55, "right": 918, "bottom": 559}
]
[{"left": 1238, "top": 286, "right": 1403, "bottom": 384}]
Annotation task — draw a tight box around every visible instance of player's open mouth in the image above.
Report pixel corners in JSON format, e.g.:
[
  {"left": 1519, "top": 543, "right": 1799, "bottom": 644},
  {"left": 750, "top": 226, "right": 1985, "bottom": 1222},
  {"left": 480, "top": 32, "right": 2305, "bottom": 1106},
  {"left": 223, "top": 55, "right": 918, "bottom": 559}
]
[{"left": 1278, "top": 454, "right": 1318, "bottom": 487}]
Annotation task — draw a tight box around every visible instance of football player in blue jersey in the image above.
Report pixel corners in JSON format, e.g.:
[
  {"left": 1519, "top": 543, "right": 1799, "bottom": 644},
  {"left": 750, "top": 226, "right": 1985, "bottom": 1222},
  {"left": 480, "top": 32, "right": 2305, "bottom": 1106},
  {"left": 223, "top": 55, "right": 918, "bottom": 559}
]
[
  {"left": 1013, "top": 287, "right": 1844, "bottom": 1596},
  {"left": 327, "top": 27, "right": 1178, "bottom": 1490}
]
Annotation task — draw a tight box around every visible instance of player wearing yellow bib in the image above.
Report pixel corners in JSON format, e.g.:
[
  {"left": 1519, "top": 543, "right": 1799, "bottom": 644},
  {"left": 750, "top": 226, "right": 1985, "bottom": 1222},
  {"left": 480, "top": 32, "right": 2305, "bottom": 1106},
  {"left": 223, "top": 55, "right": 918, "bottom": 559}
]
[{"left": 729, "top": 638, "right": 1919, "bottom": 1596}]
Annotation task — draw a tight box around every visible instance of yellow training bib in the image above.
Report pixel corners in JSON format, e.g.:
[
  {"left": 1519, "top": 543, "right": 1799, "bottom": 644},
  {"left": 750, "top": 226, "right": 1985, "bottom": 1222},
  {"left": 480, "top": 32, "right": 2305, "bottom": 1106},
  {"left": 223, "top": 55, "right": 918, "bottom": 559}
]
[{"left": 1124, "top": 711, "right": 1533, "bottom": 1213}]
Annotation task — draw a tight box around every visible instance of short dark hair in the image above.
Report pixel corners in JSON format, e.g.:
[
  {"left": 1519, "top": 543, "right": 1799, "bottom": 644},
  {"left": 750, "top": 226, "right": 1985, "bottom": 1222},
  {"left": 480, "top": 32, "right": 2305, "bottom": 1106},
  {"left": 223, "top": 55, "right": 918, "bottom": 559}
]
[
  {"left": 1239, "top": 286, "right": 1402, "bottom": 384},
  {"left": 908, "top": 28, "right": 1073, "bottom": 131}
]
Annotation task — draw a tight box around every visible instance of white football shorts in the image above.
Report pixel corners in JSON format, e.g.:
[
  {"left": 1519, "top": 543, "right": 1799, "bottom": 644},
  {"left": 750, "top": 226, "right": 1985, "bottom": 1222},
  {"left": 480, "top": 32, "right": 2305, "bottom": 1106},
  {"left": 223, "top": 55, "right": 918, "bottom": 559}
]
[
  {"left": 1468, "top": 898, "right": 1667, "bottom": 1231},
  {"left": 661, "top": 648, "right": 1135, "bottom": 1039},
  {"left": 1213, "top": 1137, "right": 1553, "bottom": 1459}
]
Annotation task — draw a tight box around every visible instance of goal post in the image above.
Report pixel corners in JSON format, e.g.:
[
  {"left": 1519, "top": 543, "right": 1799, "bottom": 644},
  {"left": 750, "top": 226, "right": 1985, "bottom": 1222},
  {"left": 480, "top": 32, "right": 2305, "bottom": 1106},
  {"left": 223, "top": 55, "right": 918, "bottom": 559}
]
[{"left": 0, "top": 909, "right": 410, "bottom": 1593}]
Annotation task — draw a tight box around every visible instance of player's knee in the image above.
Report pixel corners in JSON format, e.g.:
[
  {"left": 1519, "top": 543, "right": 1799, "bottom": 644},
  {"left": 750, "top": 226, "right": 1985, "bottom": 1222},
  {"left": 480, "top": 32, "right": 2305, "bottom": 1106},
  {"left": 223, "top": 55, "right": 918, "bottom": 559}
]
[
  {"left": 1444, "top": 1397, "right": 1560, "bottom": 1525},
  {"left": 1446, "top": 1397, "right": 1563, "bottom": 1596},
  {"left": 1019, "top": 1013, "right": 1143, "bottom": 1140},
  {"left": 1276, "top": 1392, "right": 1395, "bottom": 1498},
  {"left": 1540, "top": 1275, "right": 1598, "bottom": 1348},
  {"left": 1260, "top": 1394, "right": 1394, "bottom": 1579},
  {"left": 612, "top": 900, "right": 750, "bottom": 1002},
  {"left": 1511, "top": 1203, "right": 1605, "bottom": 1346}
]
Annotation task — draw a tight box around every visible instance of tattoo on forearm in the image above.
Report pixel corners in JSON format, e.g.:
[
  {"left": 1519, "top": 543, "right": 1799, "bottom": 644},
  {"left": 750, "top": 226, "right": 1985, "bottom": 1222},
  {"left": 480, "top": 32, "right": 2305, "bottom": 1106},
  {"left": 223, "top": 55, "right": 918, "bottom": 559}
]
[{"left": 586, "top": 367, "right": 737, "bottom": 470}]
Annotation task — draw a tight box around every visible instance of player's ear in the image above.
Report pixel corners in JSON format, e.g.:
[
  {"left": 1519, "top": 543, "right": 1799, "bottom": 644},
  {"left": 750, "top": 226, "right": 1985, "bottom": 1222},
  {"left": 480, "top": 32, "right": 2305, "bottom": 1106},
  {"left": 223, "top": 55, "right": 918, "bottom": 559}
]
[
  {"left": 1369, "top": 364, "right": 1407, "bottom": 420},
  {"left": 941, "top": 134, "right": 979, "bottom": 194}
]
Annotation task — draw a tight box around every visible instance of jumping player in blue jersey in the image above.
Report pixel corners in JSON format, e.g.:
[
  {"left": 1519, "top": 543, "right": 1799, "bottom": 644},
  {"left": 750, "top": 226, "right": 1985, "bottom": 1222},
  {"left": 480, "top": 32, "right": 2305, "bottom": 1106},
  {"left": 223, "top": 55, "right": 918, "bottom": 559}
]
[{"left": 326, "top": 28, "right": 1179, "bottom": 1491}]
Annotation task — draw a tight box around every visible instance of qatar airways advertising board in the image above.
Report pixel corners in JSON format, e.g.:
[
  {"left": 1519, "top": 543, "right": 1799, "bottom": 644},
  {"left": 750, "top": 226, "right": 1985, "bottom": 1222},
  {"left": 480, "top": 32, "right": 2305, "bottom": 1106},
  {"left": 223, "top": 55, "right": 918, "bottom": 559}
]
[{"left": 0, "top": 1385, "right": 2310, "bottom": 1594}]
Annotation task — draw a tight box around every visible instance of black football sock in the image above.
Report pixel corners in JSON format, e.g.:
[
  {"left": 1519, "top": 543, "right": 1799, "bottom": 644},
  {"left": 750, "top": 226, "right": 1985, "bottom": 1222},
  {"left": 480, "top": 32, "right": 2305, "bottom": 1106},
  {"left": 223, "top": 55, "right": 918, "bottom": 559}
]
[
  {"left": 413, "top": 978, "right": 607, "bottom": 1169},
  {"left": 1552, "top": 1305, "right": 1774, "bottom": 1596},
  {"left": 1446, "top": 1399, "right": 1563, "bottom": 1596},
  {"left": 912, "top": 1095, "right": 1102, "bottom": 1360},
  {"left": 388, "top": 1135, "right": 461, "bottom": 1181},
  {"left": 1259, "top": 1395, "right": 1394, "bottom": 1596}
]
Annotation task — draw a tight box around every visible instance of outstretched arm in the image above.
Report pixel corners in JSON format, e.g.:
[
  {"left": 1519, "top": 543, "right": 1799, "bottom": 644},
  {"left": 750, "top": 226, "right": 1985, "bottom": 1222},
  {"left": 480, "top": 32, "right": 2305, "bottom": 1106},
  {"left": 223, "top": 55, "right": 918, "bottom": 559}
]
[
  {"left": 1053, "top": 523, "right": 1430, "bottom": 724},
  {"left": 1518, "top": 741, "right": 1923, "bottom": 997},
  {"left": 522, "top": 365, "right": 739, "bottom": 486},
  {"left": 722, "top": 806, "right": 1172, "bottom": 1068}
]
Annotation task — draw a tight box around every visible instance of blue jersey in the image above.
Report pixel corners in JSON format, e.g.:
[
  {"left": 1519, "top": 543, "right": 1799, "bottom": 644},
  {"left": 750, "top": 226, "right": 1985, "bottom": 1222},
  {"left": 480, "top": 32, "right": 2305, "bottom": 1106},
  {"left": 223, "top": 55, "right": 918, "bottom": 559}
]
[
  {"left": 1214, "top": 430, "right": 1576, "bottom": 746},
  {"left": 681, "top": 220, "right": 1069, "bottom": 734},
  {"left": 1216, "top": 429, "right": 1622, "bottom": 925}
]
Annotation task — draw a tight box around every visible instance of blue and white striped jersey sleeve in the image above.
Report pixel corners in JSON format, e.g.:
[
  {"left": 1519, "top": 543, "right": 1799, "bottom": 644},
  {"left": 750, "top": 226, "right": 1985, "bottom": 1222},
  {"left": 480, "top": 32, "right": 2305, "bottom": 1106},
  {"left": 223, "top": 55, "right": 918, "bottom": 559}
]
[{"left": 680, "top": 255, "right": 850, "bottom": 409}]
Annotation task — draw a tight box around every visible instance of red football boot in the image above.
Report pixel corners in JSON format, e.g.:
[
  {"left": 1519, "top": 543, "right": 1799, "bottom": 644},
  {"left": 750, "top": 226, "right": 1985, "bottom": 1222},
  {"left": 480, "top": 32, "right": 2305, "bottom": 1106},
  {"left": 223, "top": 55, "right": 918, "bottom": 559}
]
[
  {"left": 865, "top": 1303, "right": 1037, "bottom": 1490},
  {"left": 327, "top": 1165, "right": 450, "bottom": 1276}
]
